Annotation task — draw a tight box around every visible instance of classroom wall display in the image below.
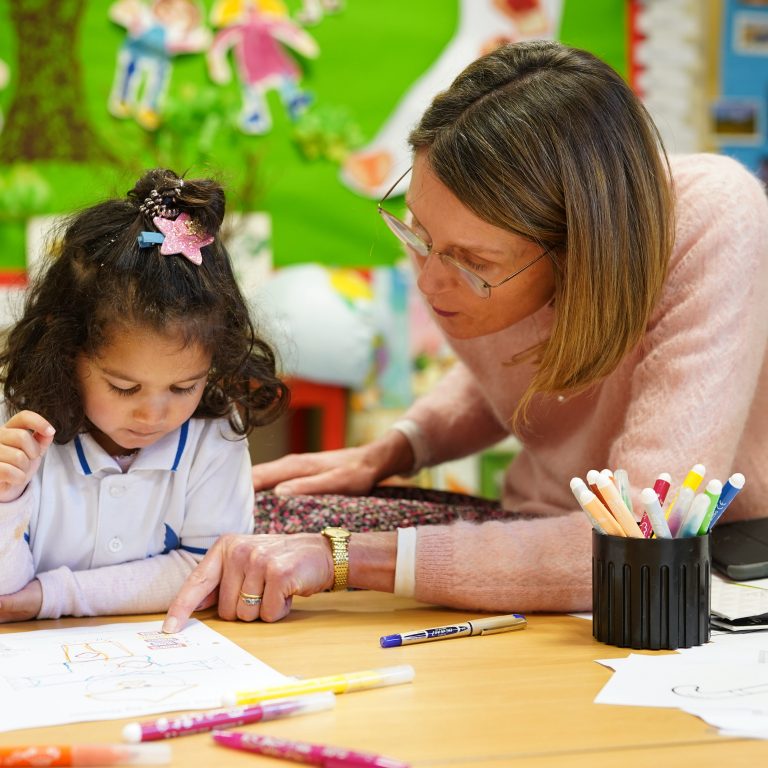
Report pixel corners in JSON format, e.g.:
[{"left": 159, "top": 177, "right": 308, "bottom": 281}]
[
  {"left": 0, "top": 0, "right": 628, "bottom": 290},
  {"left": 709, "top": 0, "right": 768, "bottom": 183},
  {"left": 630, "top": 0, "right": 707, "bottom": 154}
]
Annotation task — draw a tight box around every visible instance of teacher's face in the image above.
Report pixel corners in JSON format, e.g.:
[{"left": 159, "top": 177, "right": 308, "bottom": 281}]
[{"left": 406, "top": 155, "right": 556, "bottom": 339}]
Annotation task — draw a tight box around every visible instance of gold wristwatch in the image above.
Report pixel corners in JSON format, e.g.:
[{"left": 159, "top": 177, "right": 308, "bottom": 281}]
[{"left": 321, "top": 526, "right": 351, "bottom": 591}]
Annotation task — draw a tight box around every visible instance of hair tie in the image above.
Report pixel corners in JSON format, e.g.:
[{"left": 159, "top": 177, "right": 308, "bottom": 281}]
[{"left": 138, "top": 179, "right": 183, "bottom": 220}]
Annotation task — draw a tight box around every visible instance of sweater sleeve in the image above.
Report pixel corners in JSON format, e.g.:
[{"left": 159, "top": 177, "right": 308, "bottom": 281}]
[
  {"left": 36, "top": 549, "right": 202, "bottom": 619},
  {"left": 0, "top": 486, "right": 36, "bottom": 595},
  {"left": 414, "top": 514, "right": 593, "bottom": 613},
  {"left": 400, "top": 362, "right": 509, "bottom": 468}
]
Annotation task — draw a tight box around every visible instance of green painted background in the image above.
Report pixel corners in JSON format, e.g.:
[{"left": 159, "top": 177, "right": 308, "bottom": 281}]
[{"left": 0, "top": 1, "right": 626, "bottom": 272}]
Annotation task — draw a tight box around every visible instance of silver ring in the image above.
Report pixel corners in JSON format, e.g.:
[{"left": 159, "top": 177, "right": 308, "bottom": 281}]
[{"left": 239, "top": 591, "right": 263, "bottom": 606}]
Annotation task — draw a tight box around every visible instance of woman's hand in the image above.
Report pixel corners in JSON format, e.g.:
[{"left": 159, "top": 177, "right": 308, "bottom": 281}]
[
  {"left": 162, "top": 533, "right": 335, "bottom": 631},
  {"left": 0, "top": 579, "right": 42, "bottom": 623},
  {"left": 251, "top": 431, "right": 415, "bottom": 496},
  {"left": 0, "top": 411, "right": 55, "bottom": 503}
]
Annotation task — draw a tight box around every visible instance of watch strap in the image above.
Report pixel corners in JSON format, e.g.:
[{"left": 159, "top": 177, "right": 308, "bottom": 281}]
[{"left": 322, "top": 527, "right": 350, "bottom": 591}]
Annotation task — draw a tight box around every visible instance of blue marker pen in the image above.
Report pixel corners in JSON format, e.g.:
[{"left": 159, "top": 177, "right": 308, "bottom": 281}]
[
  {"left": 707, "top": 473, "right": 746, "bottom": 532},
  {"left": 380, "top": 614, "right": 526, "bottom": 648}
]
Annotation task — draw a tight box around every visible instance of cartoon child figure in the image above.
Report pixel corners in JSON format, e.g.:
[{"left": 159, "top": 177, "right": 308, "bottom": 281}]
[
  {"left": 108, "top": 0, "right": 211, "bottom": 130},
  {"left": 207, "top": 0, "right": 319, "bottom": 135}
]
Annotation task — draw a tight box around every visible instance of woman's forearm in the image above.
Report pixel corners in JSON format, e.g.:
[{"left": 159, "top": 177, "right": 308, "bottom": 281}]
[
  {"left": 349, "top": 531, "right": 397, "bottom": 593},
  {"left": 368, "top": 430, "right": 416, "bottom": 483}
]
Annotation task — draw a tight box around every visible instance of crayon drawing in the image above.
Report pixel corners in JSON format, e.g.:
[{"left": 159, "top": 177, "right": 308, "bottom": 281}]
[{"left": 0, "top": 620, "right": 288, "bottom": 732}]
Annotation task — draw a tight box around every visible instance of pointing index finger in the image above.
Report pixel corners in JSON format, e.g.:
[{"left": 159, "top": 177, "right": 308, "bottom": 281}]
[{"left": 163, "top": 544, "right": 225, "bottom": 633}]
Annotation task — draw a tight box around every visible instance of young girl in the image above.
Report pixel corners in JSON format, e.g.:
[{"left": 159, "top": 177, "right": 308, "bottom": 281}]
[{"left": 0, "top": 168, "right": 288, "bottom": 622}]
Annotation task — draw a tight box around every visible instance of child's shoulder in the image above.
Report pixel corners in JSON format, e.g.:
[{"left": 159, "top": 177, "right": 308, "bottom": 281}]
[
  {"left": 181, "top": 416, "right": 250, "bottom": 477},
  {"left": 187, "top": 414, "right": 247, "bottom": 448}
]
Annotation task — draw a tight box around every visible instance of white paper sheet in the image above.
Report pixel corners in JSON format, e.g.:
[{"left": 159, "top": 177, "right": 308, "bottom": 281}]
[
  {"left": 594, "top": 631, "right": 768, "bottom": 739},
  {"left": 0, "top": 620, "right": 289, "bottom": 732},
  {"left": 595, "top": 652, "right": 768, "bottom": 709}
]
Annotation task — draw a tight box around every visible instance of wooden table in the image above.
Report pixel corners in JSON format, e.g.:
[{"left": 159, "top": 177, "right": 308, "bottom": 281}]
[{"left": 1, "top": 591, "right": 767, "bottom": 767}]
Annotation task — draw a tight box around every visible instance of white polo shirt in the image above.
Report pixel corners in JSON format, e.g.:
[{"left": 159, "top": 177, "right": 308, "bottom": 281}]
[{"left": 0, "top": 417, "right": 254, "bottom": 618}]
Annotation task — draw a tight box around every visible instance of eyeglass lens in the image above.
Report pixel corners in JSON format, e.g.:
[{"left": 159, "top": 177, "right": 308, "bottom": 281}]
[{"left": 379, "top": 209, "right": 490, "bottom": 297}]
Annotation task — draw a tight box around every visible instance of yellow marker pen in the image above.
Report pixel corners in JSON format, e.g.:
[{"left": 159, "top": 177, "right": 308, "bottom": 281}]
[
  {"left": 664, "top": 463, "right": 706, "bottom": 524},
  {"left": 223, "top": 665, "right": 414, "bottom": 706}
]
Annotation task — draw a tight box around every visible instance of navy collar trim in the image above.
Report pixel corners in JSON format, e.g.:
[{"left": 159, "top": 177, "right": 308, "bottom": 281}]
[{"left": 74, "top": 419, "right": 191, "bottom": 475}]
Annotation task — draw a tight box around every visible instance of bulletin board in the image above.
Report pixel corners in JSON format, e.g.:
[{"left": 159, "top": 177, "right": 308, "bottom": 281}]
[
  {"left": 710, "top": 0, "right": 768, "bottom": 183},
  {"left": 0, "top": 0, "right": 628, "bottom": 283}
]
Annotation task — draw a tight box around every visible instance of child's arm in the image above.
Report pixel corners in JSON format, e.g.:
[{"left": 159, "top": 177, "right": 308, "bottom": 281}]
[
  {"left": 0, "top": 411, "right": 53, "bottom": 594},
  {"left": 31, "top": 421, "right": 254, "bottom": 620},
  {"left": 0, "top": 550, "right": 204, "bottom": 622},
  {"left": 30, "top": 549, "right": 204, "bottom": 619},
  {"left": 0, "top": 491, "right": 36, "bottom": 595}
]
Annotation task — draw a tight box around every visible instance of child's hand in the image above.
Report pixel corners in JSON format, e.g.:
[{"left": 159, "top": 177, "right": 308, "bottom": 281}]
[
  {"left": 0, "top": 410, "right": 55, "bottom": 503},
  {"left": 0, "top": 579, "right": 42, "bottom": 623}
]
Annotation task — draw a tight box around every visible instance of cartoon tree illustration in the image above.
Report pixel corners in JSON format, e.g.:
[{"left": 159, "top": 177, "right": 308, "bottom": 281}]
[{"left": 0, "top": 0, "right": 114, "bottom": 163}]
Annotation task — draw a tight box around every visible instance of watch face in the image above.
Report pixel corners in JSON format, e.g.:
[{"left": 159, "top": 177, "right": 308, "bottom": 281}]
[{"left": 324, "top": 527, "right": 350, "bottom": 539}]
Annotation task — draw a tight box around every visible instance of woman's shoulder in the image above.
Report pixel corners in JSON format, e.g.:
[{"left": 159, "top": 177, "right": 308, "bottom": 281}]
[
  {"left": 670, "top": 153, "right": 767, "bottom": 213},
  {"left": 648, "top": 154, "right": 768, "bottom": 328},
  {"left": 668, "top": 153, "right": 768, "bottom": 268}
]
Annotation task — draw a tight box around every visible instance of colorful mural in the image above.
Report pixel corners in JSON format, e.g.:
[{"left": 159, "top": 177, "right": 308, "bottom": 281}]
[{"left": 0, "top": 0, "right": 628, "bottom": 282}]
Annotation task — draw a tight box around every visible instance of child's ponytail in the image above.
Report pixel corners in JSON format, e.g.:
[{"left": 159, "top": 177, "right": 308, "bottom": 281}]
[{"left": 129, "top": 169, "right": 226, "bottom": 239}]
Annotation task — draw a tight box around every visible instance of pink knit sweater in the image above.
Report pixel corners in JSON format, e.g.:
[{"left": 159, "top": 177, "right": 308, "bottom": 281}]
[{"left": 405, "top": 154, "right": 768, "bottom": 613}]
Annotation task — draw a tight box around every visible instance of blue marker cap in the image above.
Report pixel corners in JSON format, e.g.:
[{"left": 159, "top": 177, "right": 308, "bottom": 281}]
[{"left": 380, "top": 634, "right": 403, "bottom": 648}]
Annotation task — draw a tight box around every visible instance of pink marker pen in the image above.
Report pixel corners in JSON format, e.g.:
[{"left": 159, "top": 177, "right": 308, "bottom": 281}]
[
  {"left": 653, "top": 472, "right": 672, "bottom": 505},
  {"left": 639, "top": 472, "right": 672, "bottom": 538},
  {"left": 122, "top": 693, "right": 334, "bottom": 742},
  {"left": 212, "top": 731, "right": 410, "bottom": 768}
]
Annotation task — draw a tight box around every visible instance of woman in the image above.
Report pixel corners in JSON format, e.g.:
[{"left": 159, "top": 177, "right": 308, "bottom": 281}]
[{"left": 163, "top": 40, "right": 768, "bottom": 632}]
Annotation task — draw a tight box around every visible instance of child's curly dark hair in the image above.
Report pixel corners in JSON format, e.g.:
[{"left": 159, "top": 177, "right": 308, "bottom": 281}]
[{"left": 0, "top": 168, "right": 289, "bottom": 443}]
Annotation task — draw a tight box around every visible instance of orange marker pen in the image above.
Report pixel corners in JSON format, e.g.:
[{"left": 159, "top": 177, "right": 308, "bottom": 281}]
[
  {"left": 596, "top": 470, "right": 643, "bottom": 538},
  {"left": 0, "top": 744, "right": 170, "bottom": 766}
]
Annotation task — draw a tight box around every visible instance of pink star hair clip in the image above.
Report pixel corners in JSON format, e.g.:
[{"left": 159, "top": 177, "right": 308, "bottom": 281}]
[{"left": 152, "top": 213, "right": 214, "bottom": 265}]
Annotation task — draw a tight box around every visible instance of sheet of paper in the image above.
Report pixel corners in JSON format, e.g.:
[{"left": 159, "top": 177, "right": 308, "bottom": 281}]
[
  {"left": 595, "top": 633, "right": 768, "bottom": 739},
  {"left": 0, "top": 620, "right": 289, "bottom": 732},
  {"left": 683, "top": 704, "right": 768, "bottom": 739},
  {"left": 594, "top": 651, "right": 768, "bottom": 709}
]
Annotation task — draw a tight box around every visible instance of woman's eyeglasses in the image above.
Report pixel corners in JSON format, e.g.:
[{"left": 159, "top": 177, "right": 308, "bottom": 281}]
[{"left": 377, "top": 168, "right": 550, "bottom": 299}]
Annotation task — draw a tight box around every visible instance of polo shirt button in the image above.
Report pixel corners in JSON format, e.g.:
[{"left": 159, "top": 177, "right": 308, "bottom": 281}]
[
  {"left": 108, "top": 537, "right": 123, "bottom": 553},
  {"left": 110, "top": 485, "right": 127, "bottom": 497}
]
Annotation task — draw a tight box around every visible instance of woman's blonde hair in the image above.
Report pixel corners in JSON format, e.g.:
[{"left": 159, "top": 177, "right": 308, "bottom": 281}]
[{"left": 409, "top": 40, "right": 674, "bottom": 422}]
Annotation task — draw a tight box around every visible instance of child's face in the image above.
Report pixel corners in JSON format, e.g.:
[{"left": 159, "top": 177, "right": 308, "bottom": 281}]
[{"left": 76, "top": 325, "right": 212, "bottom": 456}]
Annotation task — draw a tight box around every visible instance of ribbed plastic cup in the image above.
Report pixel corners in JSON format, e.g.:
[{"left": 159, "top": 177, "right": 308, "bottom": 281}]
[{"left": 592, "top": 530, "right": 710, "bottom": 650}]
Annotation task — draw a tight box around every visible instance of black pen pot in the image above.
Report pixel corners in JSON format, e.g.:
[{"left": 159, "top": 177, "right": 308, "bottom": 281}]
[{"left": 592, "top": 530, "right": 711, "bottom": 650}]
